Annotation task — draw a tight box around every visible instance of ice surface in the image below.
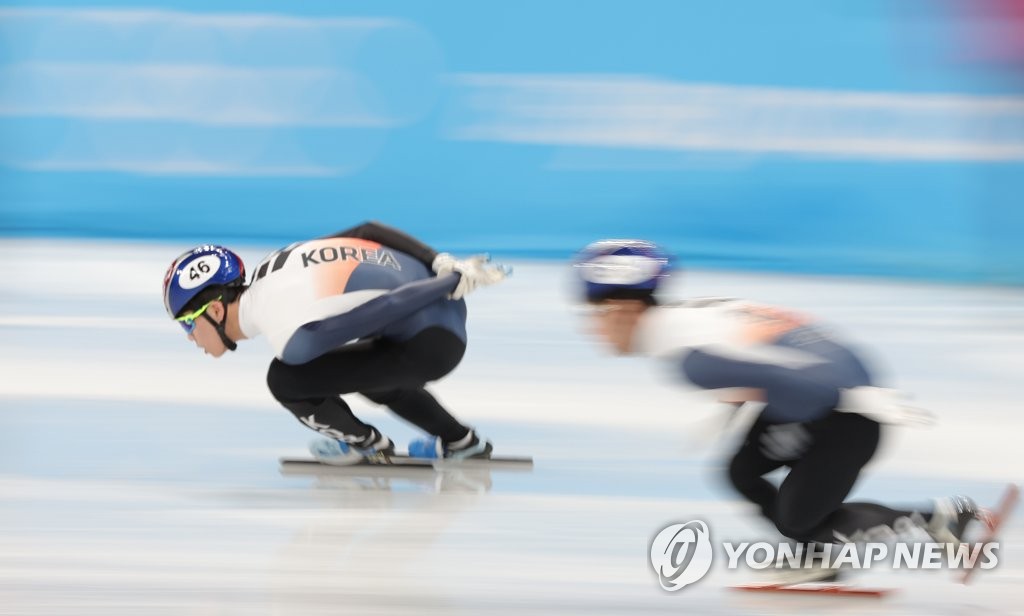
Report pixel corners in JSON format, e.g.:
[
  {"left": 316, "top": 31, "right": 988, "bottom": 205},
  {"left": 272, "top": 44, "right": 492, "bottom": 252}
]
[{"left": 0, "top": 239, "right": 1021, "bottom": 614}]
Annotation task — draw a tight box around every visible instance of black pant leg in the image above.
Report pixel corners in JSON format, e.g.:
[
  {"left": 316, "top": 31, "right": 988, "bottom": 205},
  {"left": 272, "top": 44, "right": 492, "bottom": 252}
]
[
  {"left": 360, "top": 328, "right": 470, "bottom": 443},
  {"left": 279, "top": 396, "right": 376, "bottom": 443},
  {"left": 266, "top": 327, "right": 469, "bottom": 441},
  {"left": 727, "top": 417, "right": 789, "bottom": 520},
  {"left": 773, "top": 412, "right": 914, "bottom": 543},
  {"left": 361, "top": 389, "right": 470, "bottom": 443}
]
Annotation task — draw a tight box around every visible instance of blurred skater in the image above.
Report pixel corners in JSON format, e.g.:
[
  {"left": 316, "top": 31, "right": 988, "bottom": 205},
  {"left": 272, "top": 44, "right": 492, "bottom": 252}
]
[
  {"left": 572, "top": 239, "right": 986, "bottom": 582},
  {"left": 162, "top": 221, "right": 508, "bottom": 464}
]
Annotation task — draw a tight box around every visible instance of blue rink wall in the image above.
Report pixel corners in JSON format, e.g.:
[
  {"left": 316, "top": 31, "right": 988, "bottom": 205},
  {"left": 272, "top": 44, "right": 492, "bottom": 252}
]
[{"left": 1, "top": 2, "right": 1022, "bottom": 283}]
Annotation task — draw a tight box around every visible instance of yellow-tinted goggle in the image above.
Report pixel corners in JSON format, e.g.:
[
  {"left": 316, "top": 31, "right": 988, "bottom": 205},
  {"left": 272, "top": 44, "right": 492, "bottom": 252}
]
[{"left": 175, "top": 296, "right": 221, "bottom": 334}]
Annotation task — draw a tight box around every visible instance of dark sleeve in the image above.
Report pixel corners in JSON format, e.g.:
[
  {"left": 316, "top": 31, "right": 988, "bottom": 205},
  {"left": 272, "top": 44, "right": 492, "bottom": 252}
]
[
  {"left": 279, "top": 273, "right": 458, "bottom": 365},
  {"left": 324, "top": 220, "right": 439, "bottom": 267},
  {"left": 680, "top": 349, "right": 840, "bottom": 423}
]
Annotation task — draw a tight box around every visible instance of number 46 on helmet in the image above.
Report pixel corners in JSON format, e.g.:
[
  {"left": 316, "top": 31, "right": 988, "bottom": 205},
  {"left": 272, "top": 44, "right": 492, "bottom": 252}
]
[{"left": 162, "top": 244, "right": 246, "bottom": 319}]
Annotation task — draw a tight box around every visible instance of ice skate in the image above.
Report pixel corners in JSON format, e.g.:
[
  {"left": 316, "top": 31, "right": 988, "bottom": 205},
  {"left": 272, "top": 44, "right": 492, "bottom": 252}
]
[
  {"left": 309, "top": 430, "right": 395, "bottom": 466},
  {"left": 961, "top": 484, "right": 1019, "bottom": 584},
  {"left": 408, "top": 429, "right": 493, "bottom": 460},
  {"left": 925, "top": 495, "right": 982, "bottom": 547}
]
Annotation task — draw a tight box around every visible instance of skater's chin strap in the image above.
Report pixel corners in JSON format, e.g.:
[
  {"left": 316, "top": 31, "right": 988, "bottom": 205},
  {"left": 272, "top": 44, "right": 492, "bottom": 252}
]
[{"left": 203, "top": 311, "right": 238, "bottom": 352}]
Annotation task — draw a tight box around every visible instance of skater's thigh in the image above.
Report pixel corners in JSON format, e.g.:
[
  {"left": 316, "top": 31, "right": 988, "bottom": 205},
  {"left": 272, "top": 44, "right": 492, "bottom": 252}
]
[
  {"left": 775, "top": 413, "right": 881, "bottom": 531},
  {"left": 729, "top": 418, "right": 789, "bottom": 483},
  {"left": 267, "top": 338, "right": 426, "bottom": 399}
]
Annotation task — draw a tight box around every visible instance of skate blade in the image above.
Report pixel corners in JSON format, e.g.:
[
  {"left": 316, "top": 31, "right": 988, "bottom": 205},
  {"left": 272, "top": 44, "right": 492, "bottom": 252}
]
[
  {"left": 732, "top": 582, "right": 892, "bottom": 598},
  {"left": 280, "top": 454, "right": 533, "bottom": 472},
  {"left": 961, "top": 483, "right": 1020, "bottom": 585}
]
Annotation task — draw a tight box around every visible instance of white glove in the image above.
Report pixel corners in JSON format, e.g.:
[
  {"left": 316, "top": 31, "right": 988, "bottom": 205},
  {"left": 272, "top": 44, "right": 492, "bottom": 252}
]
[
  {"left": 431, "top": 252, "right": 458, "bottom": 276},
  {"left": 836, "top": 386, "right": 935, "bottom": 426},
  {"left": 431, "top": 252, "right": 511, "bottom": 300}
]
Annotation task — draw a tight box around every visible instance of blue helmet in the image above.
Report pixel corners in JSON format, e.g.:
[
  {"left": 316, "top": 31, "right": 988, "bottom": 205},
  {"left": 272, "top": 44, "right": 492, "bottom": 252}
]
[
  {"left": 573, "top": 239, "right": 672, "bottom": 302},
  {"left": 163, "top": 245, "right": 246, "bottom": 318}
]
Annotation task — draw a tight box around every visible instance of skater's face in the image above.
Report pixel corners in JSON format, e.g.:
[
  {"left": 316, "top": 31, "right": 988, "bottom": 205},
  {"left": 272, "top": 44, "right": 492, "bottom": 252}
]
[
  {"left": 586, "top": 299, "right": 646, "bottom": 355},
  {"left": 184, "top": 300, "right": 229, "bottom": 358}
]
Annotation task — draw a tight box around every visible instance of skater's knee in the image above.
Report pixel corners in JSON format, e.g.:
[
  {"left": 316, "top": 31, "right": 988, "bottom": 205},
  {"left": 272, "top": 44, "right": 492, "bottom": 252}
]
[
  {"left": 266, "top": 360, "right": 301, "bottom": 402},
  {"left": 727, "top": 455, "right": 760, "bottom": 492},
  {"left": 772, "top": 506, "right": 824, "bottom": 542},
  {"left": 362, "top": 389, "right": 406, "bottom": 406},
  {"left": 773, "top": 520, "right": 813, "bottom": 542}
]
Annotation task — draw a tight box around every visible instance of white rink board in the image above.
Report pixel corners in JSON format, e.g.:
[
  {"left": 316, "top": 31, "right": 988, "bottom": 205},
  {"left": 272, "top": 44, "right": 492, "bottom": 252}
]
[{"left": 0, "top": 239, "right": 1022, "bottom": 615}]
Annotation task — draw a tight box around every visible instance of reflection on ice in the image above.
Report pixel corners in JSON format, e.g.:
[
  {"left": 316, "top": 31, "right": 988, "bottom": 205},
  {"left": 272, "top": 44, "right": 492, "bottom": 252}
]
[{"left": 282, "top": 465, "right": 498, "bottom": 494}]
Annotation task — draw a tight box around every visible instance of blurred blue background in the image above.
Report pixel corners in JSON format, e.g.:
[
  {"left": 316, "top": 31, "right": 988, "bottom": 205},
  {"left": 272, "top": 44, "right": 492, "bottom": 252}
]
[{"left": 2, "top": 1, "right": 1022, "bottom": 282}]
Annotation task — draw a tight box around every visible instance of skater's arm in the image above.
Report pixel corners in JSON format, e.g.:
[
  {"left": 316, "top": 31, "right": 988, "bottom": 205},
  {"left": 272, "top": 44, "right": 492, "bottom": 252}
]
[
  {"left": 681, "top": 349, "right": 839, "bottom": 422},
  {"left": 324, "top": 221, "right": 439, "bottom": 267},
  {"left": 279, "top": 273, "right": 459, "bottom": 365}
]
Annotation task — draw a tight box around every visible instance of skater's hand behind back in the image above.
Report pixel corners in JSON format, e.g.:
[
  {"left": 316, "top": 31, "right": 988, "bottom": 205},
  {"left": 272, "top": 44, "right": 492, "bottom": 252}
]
[
  {"left": 432, "top": 253, "right": 511, "bottom": 300},
  {"left": 837, "top": 386, "right": 935, "bottom": 426}
]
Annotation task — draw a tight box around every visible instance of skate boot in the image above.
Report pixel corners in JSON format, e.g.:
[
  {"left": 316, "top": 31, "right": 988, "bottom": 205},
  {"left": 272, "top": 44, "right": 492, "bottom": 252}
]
[
  {"left": 408, "top": 429, "right": 493, "bottom": 460},
  {"left": 310, "top": 429, "right": 395, "bottom": 466},
  {"left": 925, "top": 495, "right": 981, "bottom": 547}
]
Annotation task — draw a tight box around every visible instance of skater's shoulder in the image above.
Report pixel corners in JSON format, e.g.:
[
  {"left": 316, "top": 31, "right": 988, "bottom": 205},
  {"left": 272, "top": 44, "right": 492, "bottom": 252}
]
[
  {"left": 645, "top": 297, "right": 754, "bottom": 330},
  {"left": 635, "top": 299, "right": 747, "bottom": 357}
]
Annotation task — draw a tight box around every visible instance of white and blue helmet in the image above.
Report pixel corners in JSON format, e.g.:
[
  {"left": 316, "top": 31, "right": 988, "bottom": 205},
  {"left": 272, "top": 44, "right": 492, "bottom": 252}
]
[
  {"left": 162, "top": 245, "right": 246, "bottom": 318},
  {"left": 573, "top": 239, "right": 672, "bottom": 303}
]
